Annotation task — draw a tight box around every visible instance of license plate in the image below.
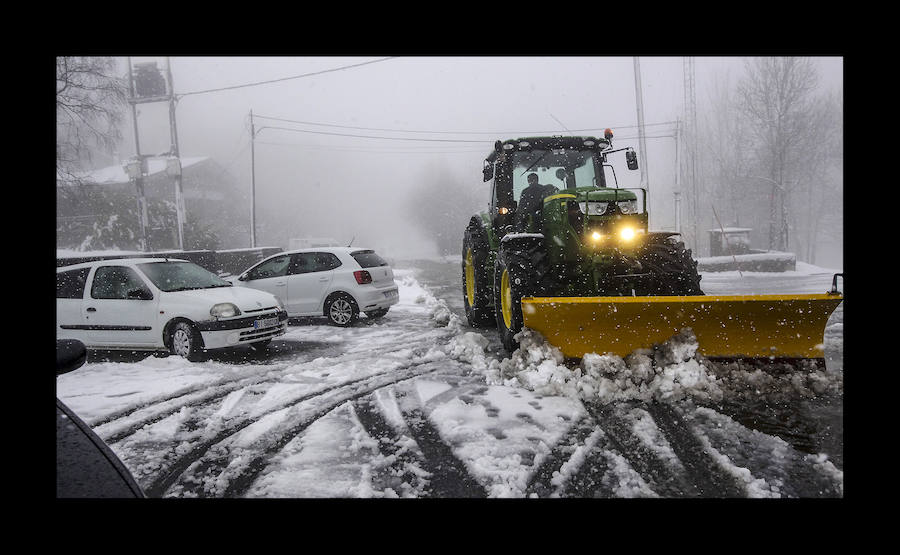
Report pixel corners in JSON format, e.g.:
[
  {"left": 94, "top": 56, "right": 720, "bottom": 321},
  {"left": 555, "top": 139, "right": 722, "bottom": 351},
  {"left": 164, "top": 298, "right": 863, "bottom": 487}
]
[
  {"left": 254, "top": 317, "right": 278, "bottom": 329},
  {"left": 384, "top": 290, "right": 398, "bottom": 298}
]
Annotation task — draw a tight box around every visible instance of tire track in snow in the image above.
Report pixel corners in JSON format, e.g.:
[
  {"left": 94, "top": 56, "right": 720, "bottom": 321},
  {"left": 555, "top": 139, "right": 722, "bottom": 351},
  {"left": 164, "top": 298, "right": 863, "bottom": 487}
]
[
  {"left": 97, "top": 325, "right": 442, "bottom": 446},
  {"left": 347, "top": 395, "right": 430, "bottom": 497},
  {"left": 523, "top": 412, "right": 598, "bottom": 497},
  {"left": 585, "top": 402, "right": 700, "bottom": 497},
  {"left": 390, "top": 382, "right": 487, "bottom": 498},
  {"left": 645, "top": 403, "right": 747, "bottom": 497},
  {"left": 156, "top": 361, "right": 449, "bottom": 498}
]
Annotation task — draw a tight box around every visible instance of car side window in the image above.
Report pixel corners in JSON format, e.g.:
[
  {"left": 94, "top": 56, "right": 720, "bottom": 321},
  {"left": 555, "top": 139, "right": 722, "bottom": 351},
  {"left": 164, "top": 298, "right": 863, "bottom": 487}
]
[
  {"left": 289, "top": 253, "right": 318, "bottom": 275},
  {"left": 247, "top": 255, "right": 291, "bottom": 280},
  {"left": 314, "top": 253, "right": 342, "bottom": 271},
  {"left": 90, "top": 266, "right": 152, "bottom": 300},
  {"left": 57, "top": 268, "right": 90, "bottom": 299}
]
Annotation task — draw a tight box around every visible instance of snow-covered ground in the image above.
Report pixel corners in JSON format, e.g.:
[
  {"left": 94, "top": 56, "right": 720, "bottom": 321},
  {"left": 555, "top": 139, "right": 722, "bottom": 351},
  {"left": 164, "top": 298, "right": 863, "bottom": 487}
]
[{"left": 56, "top": 260, "right": 844, "bottom": 498}]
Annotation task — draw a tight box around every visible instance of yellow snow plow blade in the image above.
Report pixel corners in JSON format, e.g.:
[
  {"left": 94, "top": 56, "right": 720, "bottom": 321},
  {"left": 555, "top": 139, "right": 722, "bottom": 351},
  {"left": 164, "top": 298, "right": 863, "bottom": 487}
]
[{"left": 521, "top": 294, "right": 843, "bottom": 360}]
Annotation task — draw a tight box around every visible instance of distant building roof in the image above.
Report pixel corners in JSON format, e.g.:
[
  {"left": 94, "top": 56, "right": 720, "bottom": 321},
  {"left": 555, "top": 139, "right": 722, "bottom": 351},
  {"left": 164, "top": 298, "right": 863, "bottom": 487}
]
[{"left": 59, "top": 157, "right": 209, "bottom": 186}]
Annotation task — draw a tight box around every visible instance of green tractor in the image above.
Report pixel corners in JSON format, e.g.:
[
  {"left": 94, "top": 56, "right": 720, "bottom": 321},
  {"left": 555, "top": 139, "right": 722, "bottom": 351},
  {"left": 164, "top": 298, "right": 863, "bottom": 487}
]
[
  {"left": 462, "top": 132, "right": 703, "bottom": 353},
  {"left": 462, "top": 133, "right": 843, "bottom": 364}
]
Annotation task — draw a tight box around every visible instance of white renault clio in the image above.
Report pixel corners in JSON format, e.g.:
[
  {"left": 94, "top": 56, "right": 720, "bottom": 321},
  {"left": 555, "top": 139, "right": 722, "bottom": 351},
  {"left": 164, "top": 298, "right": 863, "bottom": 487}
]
[
  {"left": 56, "top": 258, "right": 288, "bottom": 360},
  {"left": 231, "top": 247, "right": 399, "bottom": 326}
]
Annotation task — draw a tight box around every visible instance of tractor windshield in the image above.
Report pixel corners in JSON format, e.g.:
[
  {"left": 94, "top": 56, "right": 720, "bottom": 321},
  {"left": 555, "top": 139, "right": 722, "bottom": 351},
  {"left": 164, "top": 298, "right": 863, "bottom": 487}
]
[{"left": 510, "top": 148, "right": 600, "bottom": 202}]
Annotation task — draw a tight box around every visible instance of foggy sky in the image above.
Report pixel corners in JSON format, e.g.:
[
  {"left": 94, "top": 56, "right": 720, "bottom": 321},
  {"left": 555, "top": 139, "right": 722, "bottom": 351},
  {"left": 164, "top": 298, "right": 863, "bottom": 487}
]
[{"left": 119, "top": 56, "right": 843, "bottom": 260}]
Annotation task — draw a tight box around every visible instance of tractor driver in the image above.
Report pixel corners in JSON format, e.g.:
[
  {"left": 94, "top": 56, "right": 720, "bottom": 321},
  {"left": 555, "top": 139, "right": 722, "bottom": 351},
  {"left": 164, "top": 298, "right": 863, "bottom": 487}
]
[{"left": 515, "top": 173, "right": 557, "bottom": 232}]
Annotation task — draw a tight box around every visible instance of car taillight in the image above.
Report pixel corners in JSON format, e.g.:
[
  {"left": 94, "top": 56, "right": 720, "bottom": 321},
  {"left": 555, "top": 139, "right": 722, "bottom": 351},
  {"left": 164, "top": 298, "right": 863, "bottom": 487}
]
[{"left": 353, "top": 270, "right": 372, "bottom": 284}]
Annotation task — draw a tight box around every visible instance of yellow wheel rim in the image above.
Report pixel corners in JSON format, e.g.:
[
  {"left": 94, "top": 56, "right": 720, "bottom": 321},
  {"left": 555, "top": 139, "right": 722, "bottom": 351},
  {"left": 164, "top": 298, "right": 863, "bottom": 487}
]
[
  {"left": 465, "top": 249, "right": 475, "bottom": 308},
  {"left": 500, "top": 269, "right": 513, "bottom": 329}
]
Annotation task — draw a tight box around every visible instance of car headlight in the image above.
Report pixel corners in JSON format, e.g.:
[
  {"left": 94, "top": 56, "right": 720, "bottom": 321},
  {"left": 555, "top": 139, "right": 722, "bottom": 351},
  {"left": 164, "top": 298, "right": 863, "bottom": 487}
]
[
  {"left": 617, "top": 199, "right": 638, "bottom": 214},
  {"left": 210, "top": 303, "right": 241, "bottom": 319},
  {"left": 274, "top": 296, "right": 284, "bottom": 310}
]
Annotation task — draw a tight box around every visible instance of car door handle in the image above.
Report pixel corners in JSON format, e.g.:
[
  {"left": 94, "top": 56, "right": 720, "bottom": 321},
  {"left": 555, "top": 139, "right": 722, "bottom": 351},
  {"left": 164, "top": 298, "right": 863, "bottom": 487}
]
[
  {"left": 318, "top": 277, "right": 329, "bottom": 282},
  {"left": 86, "top": 307, "right": 97, "bottom": 312},
  {"left": 274, "top": 281, "right": 286, "bottom": 286}
]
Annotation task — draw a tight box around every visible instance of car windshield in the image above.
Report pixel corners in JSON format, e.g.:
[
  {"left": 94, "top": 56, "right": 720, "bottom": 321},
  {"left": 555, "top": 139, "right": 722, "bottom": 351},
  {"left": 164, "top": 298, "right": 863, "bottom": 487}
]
[{"left": 137, "top": 261, "right": 232, "bottom": 292}]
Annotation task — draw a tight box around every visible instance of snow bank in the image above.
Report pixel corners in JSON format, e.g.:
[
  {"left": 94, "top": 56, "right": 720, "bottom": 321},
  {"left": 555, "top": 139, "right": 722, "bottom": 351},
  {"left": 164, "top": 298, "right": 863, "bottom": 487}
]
[{"left": 450, "top": 326, "right": 842, "bottom": 406}]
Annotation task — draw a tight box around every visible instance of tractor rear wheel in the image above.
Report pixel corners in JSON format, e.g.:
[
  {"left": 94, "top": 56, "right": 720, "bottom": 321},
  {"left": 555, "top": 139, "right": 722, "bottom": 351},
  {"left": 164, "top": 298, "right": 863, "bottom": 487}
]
[{"left": 462, "top": 221, "right": 496, "bottom": 327}]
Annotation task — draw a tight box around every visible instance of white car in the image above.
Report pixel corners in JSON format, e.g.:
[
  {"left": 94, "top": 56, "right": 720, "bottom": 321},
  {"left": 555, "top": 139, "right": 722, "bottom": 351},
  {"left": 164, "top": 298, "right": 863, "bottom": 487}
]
[
  {"left": 231, "top": 247, "right": 399, "bottom": 326},
  {"left": 56, "top": 258, "right": 288, "bottom": 360}
]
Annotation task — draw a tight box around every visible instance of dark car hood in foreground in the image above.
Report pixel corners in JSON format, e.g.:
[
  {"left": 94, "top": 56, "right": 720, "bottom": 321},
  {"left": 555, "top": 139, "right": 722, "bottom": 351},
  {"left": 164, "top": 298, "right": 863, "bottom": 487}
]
[{"left": 57, "top": 398, "right": 145, "bottom": 498}]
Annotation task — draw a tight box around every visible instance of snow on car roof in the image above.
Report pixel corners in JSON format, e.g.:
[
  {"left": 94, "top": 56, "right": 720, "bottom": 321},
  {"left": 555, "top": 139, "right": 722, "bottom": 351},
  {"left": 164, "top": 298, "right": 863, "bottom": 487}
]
[{"left": 57, "top": 257, "right": 188, "bottom": 270}]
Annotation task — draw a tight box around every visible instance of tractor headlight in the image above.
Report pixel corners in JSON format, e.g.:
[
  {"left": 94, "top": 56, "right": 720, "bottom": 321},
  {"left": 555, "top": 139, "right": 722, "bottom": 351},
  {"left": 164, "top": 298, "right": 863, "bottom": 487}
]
[
  {"left": 210, "top": 302, "right": 241, "bottom": 319},
  {"left": 617, "top": 199, "right": 638, "bottom": 214},
  {"left": 619, "top": 227, "right": 637, "bottom": 242},
  {"left": 590, "top": 230, "right": 603, "bottom": 242},
  {"left": 581, "top": 201, "right": 609, "bottom": 215}
]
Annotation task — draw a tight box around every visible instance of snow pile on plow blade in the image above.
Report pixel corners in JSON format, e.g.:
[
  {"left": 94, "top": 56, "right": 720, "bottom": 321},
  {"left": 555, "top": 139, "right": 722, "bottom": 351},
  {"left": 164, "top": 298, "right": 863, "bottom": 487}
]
[{"left": 521, "top": 294, "right": 843, "bottom": 360}]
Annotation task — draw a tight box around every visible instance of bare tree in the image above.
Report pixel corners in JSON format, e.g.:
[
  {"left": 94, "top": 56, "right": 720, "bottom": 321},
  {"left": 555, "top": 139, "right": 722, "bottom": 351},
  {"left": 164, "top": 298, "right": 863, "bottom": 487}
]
[
  {"left": 56, "top": 56, "right": 127, "bottom": 184},
  {"left": 737, "top": 57, "right": 821, "bottom": 251},
  {"left": 701, "top": 71, "right": 755, "bottom": 229}
]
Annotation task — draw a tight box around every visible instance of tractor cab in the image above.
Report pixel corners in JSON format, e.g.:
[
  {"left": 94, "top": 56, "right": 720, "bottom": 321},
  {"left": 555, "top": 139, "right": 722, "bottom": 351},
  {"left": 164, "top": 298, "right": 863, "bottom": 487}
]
[{"left": 483, "top": 134, "right": 644, "bottom": 241}]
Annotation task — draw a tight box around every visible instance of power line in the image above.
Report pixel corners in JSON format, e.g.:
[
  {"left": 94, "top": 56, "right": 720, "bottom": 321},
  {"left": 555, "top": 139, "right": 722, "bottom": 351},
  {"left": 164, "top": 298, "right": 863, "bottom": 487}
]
[
  {"left": 176, "top": 57, "right": 396, "bottom": 98},
  {"left": 257, "top": 125, "right": 495, "bottom": 143},
  {"left": 256, "top": 140, "right": 486, "bottom": 154},
  {"left": 253, "top": 113, "right": 679, "bottom": 136}
]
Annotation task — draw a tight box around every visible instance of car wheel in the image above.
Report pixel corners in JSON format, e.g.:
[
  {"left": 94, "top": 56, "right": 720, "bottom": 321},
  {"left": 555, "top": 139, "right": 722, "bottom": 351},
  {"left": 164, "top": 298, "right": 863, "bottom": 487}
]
[
  {"left": 170, "top": 321, "right": 202, "bottom": 361},
  {"left": 326, "top": 294, "right": 358, "bottom": 327},
  {"left": 249, "top": 339, "right": 272, "bottom": 352},
  {"left": 365, "top": 308, "right": 389, "bottom": 319}
]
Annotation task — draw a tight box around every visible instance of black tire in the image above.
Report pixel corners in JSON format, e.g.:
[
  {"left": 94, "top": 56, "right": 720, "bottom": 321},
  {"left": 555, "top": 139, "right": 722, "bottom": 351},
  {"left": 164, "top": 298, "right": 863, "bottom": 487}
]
[
  {"left": 248, "top": 339, "right": 272, "bottom": 352},
  {"left": 169, "top": 321, "right": 202, "bottom": 361},
  {"left": 325, "top": 293, "right": 359, "bottom": 327},
  {"left": 462, "top": 219, "right": 496, "bottom": 327},
  {"left": 365, "top": 308, "right": 389, "bottom": 319},
  {"left": 493, "top": 238, "right": 543, "bottom": 353},
  {"left": 638, "top": 236, "right": 704, "bottom": 295}
]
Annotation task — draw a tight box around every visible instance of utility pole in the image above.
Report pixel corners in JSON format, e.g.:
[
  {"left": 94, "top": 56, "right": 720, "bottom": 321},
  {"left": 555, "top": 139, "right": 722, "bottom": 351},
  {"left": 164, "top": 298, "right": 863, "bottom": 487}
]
[
  {"left": 249, "top": 109, "right": 257, "bottom": 248},
  {"left": 633, "top": 57, "right": 650, "bottom": 193},
  {"left": 125, "top": 57, "right": 150, "bottom": 252},
  {"left": 125, "top": 57, "right": 185, "bottom": 252},
  {"left": 164, "top": 57, "right": 185, "bottom": 250}
]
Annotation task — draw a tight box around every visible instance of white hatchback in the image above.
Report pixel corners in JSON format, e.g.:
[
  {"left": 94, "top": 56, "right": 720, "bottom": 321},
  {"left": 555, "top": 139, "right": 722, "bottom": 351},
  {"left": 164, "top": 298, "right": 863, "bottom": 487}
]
[
  {"left": 56, "top": 258, "right": 288, "bottom": 360},
  {"left": 231, "top": 247, "right": 399, "bottom": 326}
]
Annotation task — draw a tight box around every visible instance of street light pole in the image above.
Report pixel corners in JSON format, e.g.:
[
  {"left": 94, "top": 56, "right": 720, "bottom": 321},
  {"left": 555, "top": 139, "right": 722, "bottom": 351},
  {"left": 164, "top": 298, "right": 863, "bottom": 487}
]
[
  {"left": 633, "top": 57, "right": 650, "bottom": 192},
  {"left": 249, "top": 110, "right": 257, "bottom": 248}
]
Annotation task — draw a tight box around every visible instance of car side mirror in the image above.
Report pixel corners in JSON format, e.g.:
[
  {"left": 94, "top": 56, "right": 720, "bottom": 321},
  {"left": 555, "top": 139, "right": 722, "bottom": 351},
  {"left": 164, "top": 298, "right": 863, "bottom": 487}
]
[
  {"left": 626, "top": 151, "right": 639, "bottom": 171},
  {"left": 57, "top": 339, "right": 87, "bottom": 376},
  {"left": 238, "top": 273, "right": 248, "bottom": 281},
  {"left": 126, "top": 288, "right": 153, "bottom": 300},
  {"left": 483, "top": 162, "right": 493, "bottom": 182}
]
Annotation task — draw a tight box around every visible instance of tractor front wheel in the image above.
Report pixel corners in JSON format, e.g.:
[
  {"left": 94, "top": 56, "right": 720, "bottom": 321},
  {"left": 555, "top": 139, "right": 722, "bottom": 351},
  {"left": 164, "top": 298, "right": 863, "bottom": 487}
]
[{"left": 493, "top": 242, "right": 540, "bottom": 354}]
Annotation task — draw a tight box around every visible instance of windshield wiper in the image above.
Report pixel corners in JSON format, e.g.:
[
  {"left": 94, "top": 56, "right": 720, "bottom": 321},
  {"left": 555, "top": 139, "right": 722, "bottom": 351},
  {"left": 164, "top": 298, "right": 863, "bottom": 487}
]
[
  {"left": 167, "top": 286, "right": 202, "bottom": 292},
  {"left": 205, "top": 283, "right": 233, "bottom": 288}
]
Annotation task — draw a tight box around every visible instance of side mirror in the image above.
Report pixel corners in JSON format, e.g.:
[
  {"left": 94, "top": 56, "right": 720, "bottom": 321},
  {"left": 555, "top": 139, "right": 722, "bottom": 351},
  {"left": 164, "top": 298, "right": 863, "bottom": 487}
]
[
  {"left": 127, "top": 288, "right": 153, "bottom": 300},
  {"left": 57, "top": 339, "right": 87, "bottom": 376},
  {"left": 626, "top": 151, "right": 639, "bottom": 171},
  {"left": 483, "top": 162, "right": 494, "bottom": 182}
]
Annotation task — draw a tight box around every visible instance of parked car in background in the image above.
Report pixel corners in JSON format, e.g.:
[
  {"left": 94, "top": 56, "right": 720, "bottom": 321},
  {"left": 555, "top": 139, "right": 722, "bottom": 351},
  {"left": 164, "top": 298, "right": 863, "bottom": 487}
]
[
  {"left": 57, "top": 339, "right": 145, "bottom": 498},
  {"left": 231, "top": 247, "right": 399, "bottom": 327},
  {"left": 57, "top": 258, "right": 288, "bottom": 361}
]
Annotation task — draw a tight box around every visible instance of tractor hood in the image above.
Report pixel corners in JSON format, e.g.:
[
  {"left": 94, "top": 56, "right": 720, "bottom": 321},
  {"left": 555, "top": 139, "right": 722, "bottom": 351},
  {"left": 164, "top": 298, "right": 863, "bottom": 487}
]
[{"left": 571, "top": 187, "right": 638, "bottom": 202}]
